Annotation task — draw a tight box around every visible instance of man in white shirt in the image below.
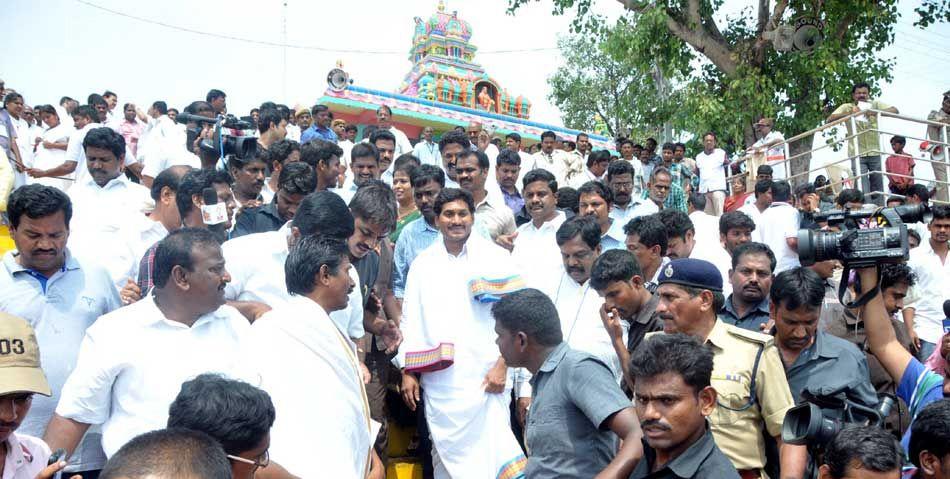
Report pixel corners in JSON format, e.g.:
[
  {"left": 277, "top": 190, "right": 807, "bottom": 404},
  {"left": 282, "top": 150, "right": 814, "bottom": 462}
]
[
  {"left": 1, "top": 185, "right": 121, "bottom": 475},
  {"left": 686, "top": 192, "right": 721, "bottom": 248},
  {"left": 413, "top": 126, "right": 441, "bottom": 167},
  {"left": 126, "top": 166, "right": 191, "bottom": 278},
  {"left": 695, "top": 131, "right": 729, "bottom": 216},
  {"left": 572, "top": 149, "right": 610, "bottom": 188},
  {"left": 247, "top": 235, "right": 383, "bottom": 478},
  {"left": 376, "top": 105, "right": 412, "bottom": 157},
  {"left": 512, "top": 169, "right": 567, "bottom": 289},
  {"left": 370, "top": 129, "right": 397, "bottom": 186},
  {"left": 905, "top": 205, "right": 950, "bottom": 360},
  {"left": 66, "top": 127, "right": 153, "bottom": 290},
  {"left": 28, "top": 104, "right": 74, "bottom": 191},
  {"left": 44, "top": 228, "right": 252, "bottom": 460},
  {"left": 755, "top": 180, "right": 801, "bottom": 274},
  {"left": 39, "top": 107, "right": 140, "bottom": 187},
  {"left": 139, "top": 102, "right": 199, "bottom": 188},
  {"left": 456, "top": 150, "right": 516, "bottom": 243},
  {"left": 398, "top": 188, "right": 526, "bottom": 479},
  {"left": 739, "top": 179, "right": 773, "bottom": 227},
  {"left": 334, "top": 143, "right": 379, "bottom": 204},
  {"left": 658, "top": 209, "right": 732, "bottom": 297},
  {"left": 529, "top": 131, "right": 578, "bottom": 186},
  {"left": 746, "top": 118, "right": 786, "bottom": 181},
  {"left": 607, "top": 160, "right": 642, "bottom": 226}
]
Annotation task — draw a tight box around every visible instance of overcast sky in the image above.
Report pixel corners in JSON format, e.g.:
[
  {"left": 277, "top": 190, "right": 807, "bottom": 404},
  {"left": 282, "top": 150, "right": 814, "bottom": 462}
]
[{"left": 2, "top": 0, "right": 946, "bottom": 130}]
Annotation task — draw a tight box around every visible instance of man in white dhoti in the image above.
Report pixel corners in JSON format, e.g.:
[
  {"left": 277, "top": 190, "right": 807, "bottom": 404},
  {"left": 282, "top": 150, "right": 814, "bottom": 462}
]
[
  {"left": 246, "top": 235, "right": 384, "bottom": 479},
  {"left": 398, "top": 188, "right": 527, "bottom": 479}
]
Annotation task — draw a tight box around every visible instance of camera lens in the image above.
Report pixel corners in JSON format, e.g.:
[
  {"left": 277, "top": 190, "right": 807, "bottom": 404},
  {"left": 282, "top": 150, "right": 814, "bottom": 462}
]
[{"left": 797, "top": 229, "right": 841, "bottom": 266}]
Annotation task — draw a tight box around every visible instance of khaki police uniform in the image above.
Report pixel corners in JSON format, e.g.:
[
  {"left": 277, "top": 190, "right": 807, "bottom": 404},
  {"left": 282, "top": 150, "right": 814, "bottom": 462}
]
[{"left": 706, "top": 319, "right": 794, "bottom": 473}]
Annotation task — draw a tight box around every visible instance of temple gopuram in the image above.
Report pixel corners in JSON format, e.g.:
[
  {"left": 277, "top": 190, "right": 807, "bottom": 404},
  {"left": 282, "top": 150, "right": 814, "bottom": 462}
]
[{"left": 317, "top": 1, "right": 613, "bottom": 150}]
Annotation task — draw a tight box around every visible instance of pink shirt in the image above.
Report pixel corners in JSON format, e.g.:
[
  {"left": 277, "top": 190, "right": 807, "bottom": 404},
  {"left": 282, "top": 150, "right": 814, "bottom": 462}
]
[
  {"left": 2, "top": 433, "right": 51, "bottom": 479},
  {"left": 118, "top": 120, "right": 145, "bottom": 156}
]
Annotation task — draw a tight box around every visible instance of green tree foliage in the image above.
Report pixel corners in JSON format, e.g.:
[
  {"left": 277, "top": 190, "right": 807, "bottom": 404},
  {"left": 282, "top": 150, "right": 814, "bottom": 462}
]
[{"left": 511, "top": 0, "right": 945, "bottom": 180}]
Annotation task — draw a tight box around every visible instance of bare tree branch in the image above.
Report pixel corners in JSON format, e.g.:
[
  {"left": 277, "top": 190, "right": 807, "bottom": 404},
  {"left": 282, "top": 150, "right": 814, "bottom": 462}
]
[
  {"left": 769, "top": 0, "right": 789, "bottom": 30},
  {"left": 756, "top": 0, "right": 770, "bottom": 33}
]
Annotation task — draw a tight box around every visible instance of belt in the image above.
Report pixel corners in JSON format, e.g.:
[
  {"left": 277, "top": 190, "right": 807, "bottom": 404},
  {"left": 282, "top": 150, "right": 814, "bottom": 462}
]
[{"left": 738, "top": 469, "right": 761, "bottom": 479}]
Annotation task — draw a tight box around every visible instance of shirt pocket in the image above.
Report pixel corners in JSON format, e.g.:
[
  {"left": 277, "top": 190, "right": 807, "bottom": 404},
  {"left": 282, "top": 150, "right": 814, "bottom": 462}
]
[
  {"left": 525, "top": 405, "right": 569, "bottom": 454},
  {"left": 711, "top": 375, "right": 752, "bottom": 426}
]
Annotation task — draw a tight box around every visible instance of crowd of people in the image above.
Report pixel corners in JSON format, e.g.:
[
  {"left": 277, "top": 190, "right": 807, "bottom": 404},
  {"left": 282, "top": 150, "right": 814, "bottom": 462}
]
[{"left": 0, "top": 80, "right": 949, "bottom": 479}]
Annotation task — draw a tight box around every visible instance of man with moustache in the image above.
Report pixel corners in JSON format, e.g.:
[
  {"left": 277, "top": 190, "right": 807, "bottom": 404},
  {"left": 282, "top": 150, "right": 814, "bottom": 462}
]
[
  {"left": 718, "top": 242, "right": 775, "bottom": 332},
  {"left": 335, "top": 143, "right": 380, "bottom": 204},
  {"left": 652, "top": 258, "right": 807, "bottom": 478},
  {"left": 455, "top": 149, "right": 515, "bottom": 243},
  {"left": 412, "top": 126, "right": 441, "bottom": 167},
  {"left": 628, "top": 334, "right": 740, "bottom": 478},
  {"left": 45, "top": 228, "right": 252, "bottom": 461},
  {"left": 398, "top": 188, "right": 526, "bottom": 479},
  {"left": 512, "top": 169, "right": 567, "bottom": 289},
  {"left": 393, "top": 165, "right": 445, "bottom": 301},
  {"left": 437, "top": 130, "right": 469, "bottom": 189}
]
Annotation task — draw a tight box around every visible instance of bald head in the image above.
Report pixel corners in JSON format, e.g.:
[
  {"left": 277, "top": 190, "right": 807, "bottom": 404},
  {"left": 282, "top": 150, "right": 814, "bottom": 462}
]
[{"left": 100, "top": 428, "right": 231, "bottom": 479}]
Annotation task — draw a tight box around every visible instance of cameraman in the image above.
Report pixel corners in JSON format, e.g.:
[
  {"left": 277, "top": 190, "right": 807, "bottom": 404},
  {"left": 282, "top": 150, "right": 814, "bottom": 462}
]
[
  {"left": 858, "top": 261, "right": 949, "bottom": 459},
  {"left": 770, "top": 267, "right": 879, "bottom": 408},
  {"left": 817, "top": 426, "right": 902, "bottom": 479}
]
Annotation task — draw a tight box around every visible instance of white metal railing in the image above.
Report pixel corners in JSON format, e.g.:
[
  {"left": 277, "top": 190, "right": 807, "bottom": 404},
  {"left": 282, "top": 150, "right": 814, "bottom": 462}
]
[{"left": 728, "top": 108, "right": 950, "bottom": 205}]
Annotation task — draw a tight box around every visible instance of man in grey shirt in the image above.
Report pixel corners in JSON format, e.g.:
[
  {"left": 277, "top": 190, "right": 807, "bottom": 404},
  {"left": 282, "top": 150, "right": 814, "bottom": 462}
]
[
  {"left": 629, "top": 334, "right": 740, "bottom": 479},
  {"left": 492, "top": 288, "right": 642, "bottom": 478}
]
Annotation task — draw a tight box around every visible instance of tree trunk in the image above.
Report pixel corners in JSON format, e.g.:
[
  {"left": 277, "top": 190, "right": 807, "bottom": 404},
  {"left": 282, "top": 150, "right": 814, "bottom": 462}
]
[{"left": 788, "top": 134, "right": 815, "bottom": 188}]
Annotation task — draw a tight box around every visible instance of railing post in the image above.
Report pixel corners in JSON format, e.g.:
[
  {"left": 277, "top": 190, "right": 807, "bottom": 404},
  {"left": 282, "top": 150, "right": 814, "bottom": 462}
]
[{"left": 849, "top": 115, "right": 860, "bottom": 193}]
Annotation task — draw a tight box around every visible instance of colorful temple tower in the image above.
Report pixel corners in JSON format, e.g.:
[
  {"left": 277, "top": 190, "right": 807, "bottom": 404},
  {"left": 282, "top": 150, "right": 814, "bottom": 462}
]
[
  {"left": 397, "top": 1, "right": 531, "bottom": 119},
  {"left": 317, "top": 2, "right": 613, "bottom": 150}
]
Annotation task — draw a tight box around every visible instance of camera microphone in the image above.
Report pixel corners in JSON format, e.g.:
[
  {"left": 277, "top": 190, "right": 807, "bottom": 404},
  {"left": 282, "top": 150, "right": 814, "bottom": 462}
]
[
  {"left": 176, "top": 112, "right": 218, "bottom": 125},
  {"left": 200, "top": 187, "right": 229, "bottom": 242}
]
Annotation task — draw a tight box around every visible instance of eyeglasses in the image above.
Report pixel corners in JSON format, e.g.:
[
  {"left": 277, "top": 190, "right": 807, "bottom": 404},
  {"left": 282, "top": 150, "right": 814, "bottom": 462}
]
[{"left": 227, "top": 451, "right": 269, "bottom": 472}]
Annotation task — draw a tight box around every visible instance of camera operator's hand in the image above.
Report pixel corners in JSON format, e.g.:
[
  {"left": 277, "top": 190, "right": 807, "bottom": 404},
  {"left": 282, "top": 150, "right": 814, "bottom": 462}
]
[
  {"left": 908, "top": 329, "right": 922, "bottom": 354},
  {"left": 856, "top": 266, "right": 916, "bottom": 388}
]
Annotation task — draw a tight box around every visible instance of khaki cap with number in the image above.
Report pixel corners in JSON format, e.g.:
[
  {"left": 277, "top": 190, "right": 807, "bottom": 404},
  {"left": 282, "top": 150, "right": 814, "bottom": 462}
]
[{"left": 0, "top": 312, "right": 51, "bottom": 396}]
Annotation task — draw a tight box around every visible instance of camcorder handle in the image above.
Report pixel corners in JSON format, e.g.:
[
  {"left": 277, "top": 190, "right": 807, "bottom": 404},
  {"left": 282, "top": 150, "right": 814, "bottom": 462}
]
[{"left": 838, "top": 264, "right": 882, "bottom": 310}]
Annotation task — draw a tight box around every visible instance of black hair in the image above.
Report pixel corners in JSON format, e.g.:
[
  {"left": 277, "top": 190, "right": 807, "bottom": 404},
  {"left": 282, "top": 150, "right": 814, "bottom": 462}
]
[
  {"left": 835, "top": 188, "right": 864, "bottom": 207},
  {"left": 72, "top": 105, "right": 97, "bottom": 122},
  {"left": 522, "top": 168, "right": 557, "bottom": 193},
  {"left": 688, "top": 192, "right": 706, "bottom": 211},
  {"left": 932, "top": 204, "right": 950, "bottom": 222},
  {"left": 756, "top": 164, "right": 773, "bottom": 176},
  {"left": 629, "top": 333, "right": 714, "bottom": 394},
  {"left": 674, "top": 142, "right": 686, "bottom": 152},
  {"left": 87, "top": 94, "right": 106, "bottom": 107},
  {"left": 607, "top": 159, "right": 635, "bottom": 182},
  {"left": 175, "top": 169, "right": 233, "bottom": 219},
  {"left": 206, "top": 89, "right": 226, "bottom": 103},
  {"left": 299, "top": 139, "right": 343, "bottom": 170},
  {"left": 350, "top": 180, "right": 398, "bottom": 232},
  {"left": 311, "top": 104, "right": 329, "bottom": 116},
  {"left": 410, "top": 164, "right": 446, "bottom": 189},
  {"left": 719, "top": 211, "right": 756, "bottom": 236},
  {"left": 624, "top": 215, "right": 668, "bottom": 253},
  {"left": 540, "top": 131, "right": 556, "bottom": 141},
  {"left": 7, "top": 184, "right": 72, "bottom": 229},
  {"left": 909, "top": 399, "right": 950, "bottom": 468},
  {"left": 267, "top": 139, "right": 301, "bottom": 167},
  {"left": 59, "top": 96, "right": 75, "bottom": 105},
  {"left": 851, "top": 82, "right": 871, "bottom": 94},
  {"left": 184, "top": 101, "right": 213, "bottom": 116},
  {"left": 822, "top": 425, "right": 903, "bottom": 478},
  {"left": 556, "top": 187, "right": 579, "bottom": 213},
  {"left": 461, "top": 149, "right": 490, "bottom": 170},
  {"left": 376, "top": 105, "right": 393, "bottom": 116},
  {"left": 491, "top": 288, "right": 563, "bottom": 347},
  {"left": 506, "top": 132, "right": 522, "bottom": 143},
  {"left": 576, "top": 180, "right": 613, "bottom": 205},
  {"left": 152, "top": 101, "right": 168, "bottom": 115},
  {"left": 908, "top": 184, "right": 930, "bottom": 203},
  {"left": 394, "top": 154, "right": 421, "bottom": 175},
  {"left": 587, "top": 149, "right": 611, "bottom": 168},
  {"left": 908, "top": 228, "right": 921, "bottom": 245},
  {"left": 770, "top": 180, "right": 792, "bottom": 202},
  {"left": 590, "top": 249, "right": 642, "bottom": 291},
  {"left": 795, "top": 183, "right": 817, "bottom": 199},
  {"left": 770, "top": 267, "right": 825, "bottom": 311},
  {"left": 433, "top": 188, "right": 474, "bottom": 216},
  {"left": 438, "top": 130, "right": 471, "bottom": 153},
  {"left": 658, "top": 209, "right": 694, "bottom": 240},
  {"left": 257, "top": 107, "right": 282, "bottom": 134},
  {"left": 83, "top": 127, "right": 126, "bottom": 160},
  {"left": 731, "top": 242, "right": 776, "bottom": 272},
  {"left": 369, "top": 128, "right": 396, "bottom": 146},
  {"left": 293, "top": 191, "right": 354, "bottom": 238},
  {"left": 277, "top": 162, "right": 317, "bottom": 196},
  {"left": 168, "top": 374, "right": 275, "bottom": 455},
  {"left": 149, "top": 165, "right": 191, "bottom": 202},
  {"left": 344, "top": 124, "right": 358, "bottom": 133},
  {"left": 36, "top": 104, "right": 57, "bottom": 117},
  {"left": 576, "top": 132, "right": 589, "bottom": 140},
  {"left": 350, "top": 143, "right": 379, "bottom": 164},
  {"left": 285, "top": 235, "right": 349, "bottom": 295},
  {"left": 496, "top": 148, "right": 521, "bottom": 167},
  {"left": 153, "top": 228, "right": 221, "bottom": 289},
  {"left": 618, "top": 138, "right": 634, "bottom": 148},
  {"left": 880, "top": 263, "right": 916, "bottom": 291},
  {"left": 275, "top": 104, "right": 291, "bottom": 121},
  {"left": 754, "top": 179, "right": 773, "bottom": 197},
  {"left": 702, "top": 131, "right": 717, "bottom": 141},
  {"left": 556, "top": 215, "right": 601, "bottom": 250},
  {"left": 100, "top": 428, "right": 231, "bottom": 479},
  {"left": 661, "top": 142, "right": 675, "bottom": 152},
  {"left": 890, "top": 135, "right": 906, "bottom": 146}
]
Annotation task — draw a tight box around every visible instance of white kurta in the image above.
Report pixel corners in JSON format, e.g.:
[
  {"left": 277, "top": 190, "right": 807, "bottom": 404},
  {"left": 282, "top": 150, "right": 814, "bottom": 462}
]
[
  {"left": 398, "top": 235, "right": 527, "bottom": 479},
  {"left": 248, "top": 295, "right": 373, "bottom": 478},
  {"left": 30, "top": 123, "right": 74, "bottom": 191}
]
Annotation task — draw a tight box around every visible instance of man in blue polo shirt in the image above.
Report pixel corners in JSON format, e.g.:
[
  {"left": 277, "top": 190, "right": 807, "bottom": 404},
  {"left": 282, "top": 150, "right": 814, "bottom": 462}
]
[{"left": 0, "top": 184, "right": 120, "bottom": 476}]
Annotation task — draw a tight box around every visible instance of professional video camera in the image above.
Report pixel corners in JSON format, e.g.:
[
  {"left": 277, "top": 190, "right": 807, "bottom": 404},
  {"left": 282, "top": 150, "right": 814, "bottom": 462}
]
[
  {"left": 782, "top": 390, "right": 895, "bottom": 448},
  {"left": 797, "top": 204, "right": 931, "bottom": 307},
  {"left": 175, "top": 112, "right": 258, "bottom": 160}
]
